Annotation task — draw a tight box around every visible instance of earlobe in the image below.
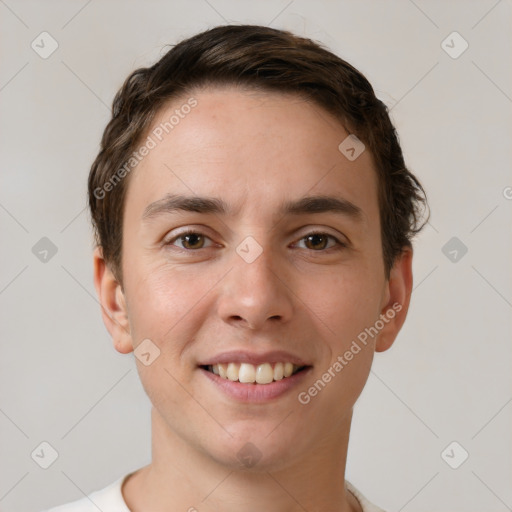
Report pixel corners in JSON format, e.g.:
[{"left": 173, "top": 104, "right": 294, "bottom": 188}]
[
  {"left": 93, "top": 246, "right": 134, "bottom": 354},
  {"left": 375, "top": 246, "right": 413, "bottom": 353}
]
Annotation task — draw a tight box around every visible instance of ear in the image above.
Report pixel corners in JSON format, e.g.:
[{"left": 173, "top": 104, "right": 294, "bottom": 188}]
[
  {"left": 375, "top": 246, "right": 413, "bottom": 353},
  {"left": 93, "top": 246, "right": 133, "bottom": 354}
]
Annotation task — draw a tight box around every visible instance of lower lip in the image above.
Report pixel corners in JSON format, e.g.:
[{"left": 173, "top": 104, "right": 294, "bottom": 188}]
[{"left": 199, "top": 367, "right": 312, "bottom": 403}]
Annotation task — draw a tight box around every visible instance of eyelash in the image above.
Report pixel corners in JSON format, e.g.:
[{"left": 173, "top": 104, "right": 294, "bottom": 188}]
[{"left": 164, "top": 229, "right": 347, "bottom": 252}]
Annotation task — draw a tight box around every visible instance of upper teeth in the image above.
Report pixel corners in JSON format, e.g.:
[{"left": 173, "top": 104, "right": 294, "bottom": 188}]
[{"left": 210, "top": 362, "right": 299, "bottom": 384}]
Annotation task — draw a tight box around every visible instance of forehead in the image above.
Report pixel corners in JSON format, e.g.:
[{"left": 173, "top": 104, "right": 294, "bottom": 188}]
[{"left": 125, "top": 86, "right": 379, "bottom": 227}]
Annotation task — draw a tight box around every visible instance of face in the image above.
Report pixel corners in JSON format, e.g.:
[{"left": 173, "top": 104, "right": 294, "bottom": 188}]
[{"left": 95, "top": 86, "right": 412, "bottom": 471}]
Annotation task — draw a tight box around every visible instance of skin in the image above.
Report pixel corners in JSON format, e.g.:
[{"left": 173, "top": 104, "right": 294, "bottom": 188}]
[{"left": 94, "top": 86, "right": 413, "bottom": 512}]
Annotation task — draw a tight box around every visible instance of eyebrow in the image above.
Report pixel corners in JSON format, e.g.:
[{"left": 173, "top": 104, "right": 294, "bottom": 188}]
[{"left": 141, "top": 193, "right": 365, "bottom": 223}]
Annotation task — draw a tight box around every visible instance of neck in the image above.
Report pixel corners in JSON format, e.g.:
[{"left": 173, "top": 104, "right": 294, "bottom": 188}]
[{"left": 123, "top": 407, "right": 361, "bottom": 512}]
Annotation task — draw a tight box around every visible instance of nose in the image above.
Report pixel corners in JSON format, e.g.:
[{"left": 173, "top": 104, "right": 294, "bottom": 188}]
[{"left": 217, "top": 245, "right": 294, "bottom": 330}]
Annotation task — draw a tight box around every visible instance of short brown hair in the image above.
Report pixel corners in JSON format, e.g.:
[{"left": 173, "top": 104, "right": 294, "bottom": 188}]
[{"left": 88, "top": 24, "right": 428, "bottom": 283}]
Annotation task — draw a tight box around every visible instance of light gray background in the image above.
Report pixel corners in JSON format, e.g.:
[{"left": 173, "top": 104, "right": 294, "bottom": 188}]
[{"left": 1, "top": 1, "right": 511, "bottom": 511}]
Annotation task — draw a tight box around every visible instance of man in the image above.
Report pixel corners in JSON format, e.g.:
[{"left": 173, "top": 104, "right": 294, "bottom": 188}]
[{"left": 45, "top": 24, "right": 428, "bottom": 512}]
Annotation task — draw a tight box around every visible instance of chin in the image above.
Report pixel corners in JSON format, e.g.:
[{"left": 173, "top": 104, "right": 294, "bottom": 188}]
[{"left": 202, "top": 425, "right": 303, "bottom": 473}]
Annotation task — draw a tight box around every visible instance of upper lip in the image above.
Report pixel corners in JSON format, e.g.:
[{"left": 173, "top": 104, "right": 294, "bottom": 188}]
[{"left": 198, "top": 350, "right": 310, "bottom": 367}]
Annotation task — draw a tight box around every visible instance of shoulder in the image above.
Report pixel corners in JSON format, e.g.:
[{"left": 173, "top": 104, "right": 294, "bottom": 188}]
[
  {"left": 41, "top": 474, "right": 131, "bottom": 512},
  {"left": 346, "top": 480, "right": 388, "bottom": 512}
]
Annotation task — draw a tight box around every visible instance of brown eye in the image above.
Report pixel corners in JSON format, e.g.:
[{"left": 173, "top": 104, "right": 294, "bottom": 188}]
[
  {"left": 296, "top": 232, "right": 345, "bottom": 251},
  {"left": 180, "top": 233, "right": 204, "bottom": 249},
  {"left": 167, "top": 231, "right": 212, "bottom": 250},
  {"left": 305, "top": 233, "right": 329, "bottom": 250}
]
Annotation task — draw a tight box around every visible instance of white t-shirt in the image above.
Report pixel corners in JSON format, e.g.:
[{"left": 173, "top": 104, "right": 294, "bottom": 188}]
[{"left": 42, "top": 473, "right": 386, "bottom": 512}]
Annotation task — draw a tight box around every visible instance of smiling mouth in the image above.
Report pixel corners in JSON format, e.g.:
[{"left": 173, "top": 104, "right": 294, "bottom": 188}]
[{"left": 201, "top": 362, "right": 308, "bottom": 384}]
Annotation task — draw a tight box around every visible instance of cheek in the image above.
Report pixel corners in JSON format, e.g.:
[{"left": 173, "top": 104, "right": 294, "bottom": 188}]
[
  {"left": 298, "top": 264, "right": 384, "bottom": 347},
  {"left": 296, "top": 272, "right": 378, "bottom": 418},
  {"left": 125, "top": 265, "right": 212, "bottom": 409},
  {"left": 124, "top": 260, "right": 218, "bottom": 349}
]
